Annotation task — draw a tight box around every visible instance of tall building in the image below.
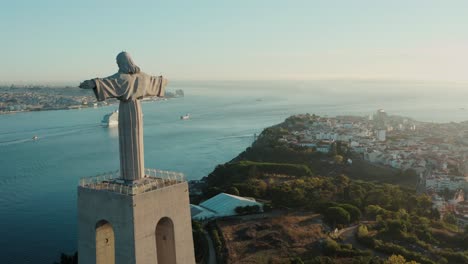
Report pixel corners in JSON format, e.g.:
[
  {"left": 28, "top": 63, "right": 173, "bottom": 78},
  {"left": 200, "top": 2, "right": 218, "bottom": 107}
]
[
  {"left": 374, "top": 109, "right": 387, "bottom": 129},
  {"left": 375, "top": 109, "right": 387, "bottom": 121}
]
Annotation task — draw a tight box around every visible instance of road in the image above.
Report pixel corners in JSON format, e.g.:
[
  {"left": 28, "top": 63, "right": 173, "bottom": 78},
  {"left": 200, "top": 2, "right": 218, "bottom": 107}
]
[{"left": 203, "top": 232, "right": 217, "bottom": 264}]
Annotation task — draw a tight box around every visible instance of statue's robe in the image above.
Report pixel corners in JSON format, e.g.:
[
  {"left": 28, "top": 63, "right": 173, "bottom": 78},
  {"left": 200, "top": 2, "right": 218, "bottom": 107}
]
[{"left": 93, "top": 72, "right": 167, "bottom": 181}]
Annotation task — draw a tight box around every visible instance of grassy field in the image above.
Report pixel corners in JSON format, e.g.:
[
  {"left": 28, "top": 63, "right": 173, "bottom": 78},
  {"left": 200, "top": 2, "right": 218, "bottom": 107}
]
[{"left": 218, "top": 212, "right": 326, "bottom": 263}]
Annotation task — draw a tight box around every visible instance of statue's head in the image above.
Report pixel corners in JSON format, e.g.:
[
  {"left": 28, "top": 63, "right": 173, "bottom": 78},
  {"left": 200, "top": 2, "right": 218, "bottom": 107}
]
[{"left": 116, "top": 52, "right": 141, "bottom": 74}]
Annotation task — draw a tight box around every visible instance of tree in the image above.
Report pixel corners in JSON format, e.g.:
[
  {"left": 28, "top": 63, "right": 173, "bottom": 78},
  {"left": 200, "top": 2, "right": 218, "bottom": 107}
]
[
  {"left": 324, "top": 206, "right": 350, "bottom": 226},
  {"left": 270, "top": 184, "right": 306, "bottom": 208},
  {"left": 366, "top": 205, "right": 386, "bottom": 220},
  {"left": 235, "top": 179, "right": 267, "bottom": 197},
  {"left": 333, "top": 174, "right": 350, "bottom": 199},
  {"left": 415, "top": 194, "right": 432, "bottom": 215},
  {"left": 357, "top": 225, "right": 369, "bottom": 237},
  {"left": 226, "top": 186, "right": 240, "bottom": 196},
  {"left": 384, "top": 219, "right": 407, "bottom": 235},
  {"left": 333, "top": 174, "right": 349, "bottom": 188},
  {"left": 322, "top": 238, "right": 340, "bottom": 255},
  {"left": 192, "top": 220, "right": 203, "bottom": 233},
  {"left": 334, "top": 155, "right": 344, "bottom": 164},
  {"left": 384, "top": 254, "right": 417, "bottom": 264},
  {"left": 290, "top": 257, "right": 304, "bottom": 264},
  {"left": 192, "top": 220, "right": 206, "bottom": 262},
  {"left": 54, "top": 252, "right": 77, "bottom": 264},
  {"left": 247, "top": 165, "right": 259, "bottom": 178},
  {"left": 430, "top": 208, "right": 441, "bottom": 220},
  {"left": 235, "top": 205, "right": 261, "bottom": 215},
  {"left": 339, "top": 204, "right": 362, "bottom": 223},
  {"left": 443, "top": 213, "right": 457, "bottom": 225},
  {"left": 366, "top": 189, "right": 392, "bottom": 209},
  {"left": 330, "top": 142, "right": 338, "bottom": 156},
  {"left": 347, "top": 183, "right": 366, "bottom": 207},
  {"left": 204, "top": 186, "right": 222, "bottom": 199}
]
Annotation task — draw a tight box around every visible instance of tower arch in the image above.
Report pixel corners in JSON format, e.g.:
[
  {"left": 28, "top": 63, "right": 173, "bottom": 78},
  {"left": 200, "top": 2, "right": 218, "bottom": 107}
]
[
  {"left": 95, "top": 220, "right": 115, "bottom": 264},
  {"left": 155, "top": 217, "right": 176, "bottom": 264}
]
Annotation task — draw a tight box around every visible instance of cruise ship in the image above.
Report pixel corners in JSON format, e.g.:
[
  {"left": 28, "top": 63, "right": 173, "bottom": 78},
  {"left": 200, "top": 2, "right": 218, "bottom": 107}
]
[{"left": 102, "top": 110, "right": 119, "bottom": 127}]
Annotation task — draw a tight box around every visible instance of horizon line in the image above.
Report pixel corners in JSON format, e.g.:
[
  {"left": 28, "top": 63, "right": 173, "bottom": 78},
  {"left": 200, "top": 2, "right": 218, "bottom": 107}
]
[{"left": 1, "top": 77, "right": 468, "bottom": 86}]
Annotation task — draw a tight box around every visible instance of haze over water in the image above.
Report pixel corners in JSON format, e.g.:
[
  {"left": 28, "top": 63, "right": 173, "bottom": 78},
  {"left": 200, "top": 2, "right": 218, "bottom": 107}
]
[{"left": 0, "top": 80, "right": 467, "bottom": 263}]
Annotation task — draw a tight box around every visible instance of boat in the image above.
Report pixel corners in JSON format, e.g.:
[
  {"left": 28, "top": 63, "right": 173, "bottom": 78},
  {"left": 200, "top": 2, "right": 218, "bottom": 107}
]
[
  {"left": 180, "top": 114, "right": 190, "bottom": 120},
  {"left": 32, "top": 136, "right": 38, "bottom": 141},
  {"left": 102, "top": 110, "right": 119, "bottom": 127}
]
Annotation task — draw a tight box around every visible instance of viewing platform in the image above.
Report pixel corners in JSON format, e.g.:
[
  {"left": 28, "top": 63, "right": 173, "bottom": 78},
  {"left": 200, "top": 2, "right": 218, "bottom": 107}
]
[{"left": 79, "top": 168, "right": 186, "bottom": 196}]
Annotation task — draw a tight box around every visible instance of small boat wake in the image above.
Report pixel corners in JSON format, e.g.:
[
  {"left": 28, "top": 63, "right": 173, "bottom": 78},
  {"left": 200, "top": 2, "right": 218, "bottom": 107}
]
[
  {"left": 0, "top": 138, "right": 33, "bottom": 146},
  {"left": 0, "top": 124, "right": 100, "bottom": 147}
]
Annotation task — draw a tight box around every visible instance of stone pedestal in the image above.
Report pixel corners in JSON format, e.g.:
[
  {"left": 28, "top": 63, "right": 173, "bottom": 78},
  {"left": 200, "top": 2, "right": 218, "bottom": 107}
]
[{"left": 78, "top": 180, "right": 195, "bottom": 264}]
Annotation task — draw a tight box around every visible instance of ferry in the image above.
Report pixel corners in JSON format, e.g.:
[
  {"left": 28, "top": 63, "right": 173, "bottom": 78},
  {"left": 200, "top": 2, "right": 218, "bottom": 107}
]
[
  {"left": 180, "top": 114, "right": 190, "bottom": 120},
  {"left": 102, "top": 110, "right": 119, "bottom": 127}
]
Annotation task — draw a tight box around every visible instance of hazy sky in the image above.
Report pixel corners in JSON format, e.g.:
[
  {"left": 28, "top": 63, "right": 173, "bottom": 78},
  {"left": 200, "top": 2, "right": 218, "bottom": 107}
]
[{"left": 1, "top": 0, "right": 467, "bottom": 83}]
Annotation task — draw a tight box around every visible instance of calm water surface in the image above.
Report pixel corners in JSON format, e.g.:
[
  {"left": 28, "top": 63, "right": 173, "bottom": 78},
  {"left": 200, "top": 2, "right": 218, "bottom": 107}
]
[{"left": 0, "top": 81, "right": 467, "bottom": 263}]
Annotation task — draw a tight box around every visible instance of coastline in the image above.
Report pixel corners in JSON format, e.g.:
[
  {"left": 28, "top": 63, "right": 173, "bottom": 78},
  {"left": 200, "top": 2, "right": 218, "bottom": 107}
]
[{"left": 193, "top": 113, "right": 468, "bottom": 264}]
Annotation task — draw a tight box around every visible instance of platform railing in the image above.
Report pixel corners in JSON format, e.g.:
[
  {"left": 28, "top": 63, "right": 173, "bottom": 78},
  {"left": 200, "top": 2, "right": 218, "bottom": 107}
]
[{"left": 79, "top": 169, "right": 186, "bottom": 196}]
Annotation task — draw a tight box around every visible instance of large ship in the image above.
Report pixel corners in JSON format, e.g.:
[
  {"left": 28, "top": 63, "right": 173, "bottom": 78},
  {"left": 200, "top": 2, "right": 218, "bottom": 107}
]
[{"left": 102, "top": 110, "right": 119, "bottom": 127}]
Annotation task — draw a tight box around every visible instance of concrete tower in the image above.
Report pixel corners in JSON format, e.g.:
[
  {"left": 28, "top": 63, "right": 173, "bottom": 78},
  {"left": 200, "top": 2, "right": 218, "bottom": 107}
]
[
  {"left": 77, "top": 54, "right": 195, "bottom": 264},
  {"left": 78, "top": 170, "right": 195, "bottom": 264}
]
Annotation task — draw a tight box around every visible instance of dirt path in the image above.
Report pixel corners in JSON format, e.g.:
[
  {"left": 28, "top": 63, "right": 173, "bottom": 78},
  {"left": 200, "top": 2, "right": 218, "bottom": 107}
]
[{"left": 339, "top": 224, "right": 388, "bottom": 258}]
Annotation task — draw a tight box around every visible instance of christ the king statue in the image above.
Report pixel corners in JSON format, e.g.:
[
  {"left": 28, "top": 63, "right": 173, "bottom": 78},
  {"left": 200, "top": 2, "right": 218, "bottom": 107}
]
[{"left": 79, "top": 52, "right": 168, "bottom": 181}]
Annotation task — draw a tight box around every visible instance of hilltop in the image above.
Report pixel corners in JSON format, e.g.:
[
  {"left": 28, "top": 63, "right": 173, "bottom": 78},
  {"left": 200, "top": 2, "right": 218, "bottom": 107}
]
[{"left": 193, "top": 113, "right": 468, "bottom": 264}]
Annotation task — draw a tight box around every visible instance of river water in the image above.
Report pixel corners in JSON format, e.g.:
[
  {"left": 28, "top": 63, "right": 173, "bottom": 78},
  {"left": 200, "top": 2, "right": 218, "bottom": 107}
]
[{"left": 0, "top": 80, "right": 467, "bottom": 263}]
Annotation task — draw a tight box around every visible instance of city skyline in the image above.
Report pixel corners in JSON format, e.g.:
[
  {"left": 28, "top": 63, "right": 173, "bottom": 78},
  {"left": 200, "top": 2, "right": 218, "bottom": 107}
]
[{"left": 1, "top": 0, "right": 467, "bottom": 83}]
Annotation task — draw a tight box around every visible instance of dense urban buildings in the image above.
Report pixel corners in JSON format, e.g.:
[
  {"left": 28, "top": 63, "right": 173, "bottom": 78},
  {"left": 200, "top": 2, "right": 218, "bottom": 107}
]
[{"left": 279, "top": 110, "right": 468, "bottom": 228}]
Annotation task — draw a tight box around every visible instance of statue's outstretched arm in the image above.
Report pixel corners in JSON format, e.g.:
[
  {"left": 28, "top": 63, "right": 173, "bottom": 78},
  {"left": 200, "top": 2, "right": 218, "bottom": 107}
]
[{"left": 79, "top": 80, "right": 96, "bottom": 89}]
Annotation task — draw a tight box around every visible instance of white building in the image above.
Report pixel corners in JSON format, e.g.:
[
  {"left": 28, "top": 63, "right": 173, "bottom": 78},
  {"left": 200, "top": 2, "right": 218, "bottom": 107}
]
[
  {"left": 191, "top": 193, "right": 263, "bottom": 221},
  {"left": 432, "top": 195, "right": 446, "bottom": 211},
  {"left": 298, "top": 141, "right": 316, "bottom": 148},
  {"left": 190, "top": 205, "right": 216, "bottom": 221},
  {"left": 455, "top": 201, "right": 468, "bottom": 228},
  {"left": 426, "top": 175, "right": 467, "bottom": 192},
  {"left": 316, "top": 141, "right": 333, "bottom": 153},
  {"left": 376, "top": 129, "right": 386, "bottom": 142},
  {"left": 316, "top": 132, "right": 338, "bottom": 141},
  {"left": 365, "top": 150, "right": 383, "bottom": 163}
]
